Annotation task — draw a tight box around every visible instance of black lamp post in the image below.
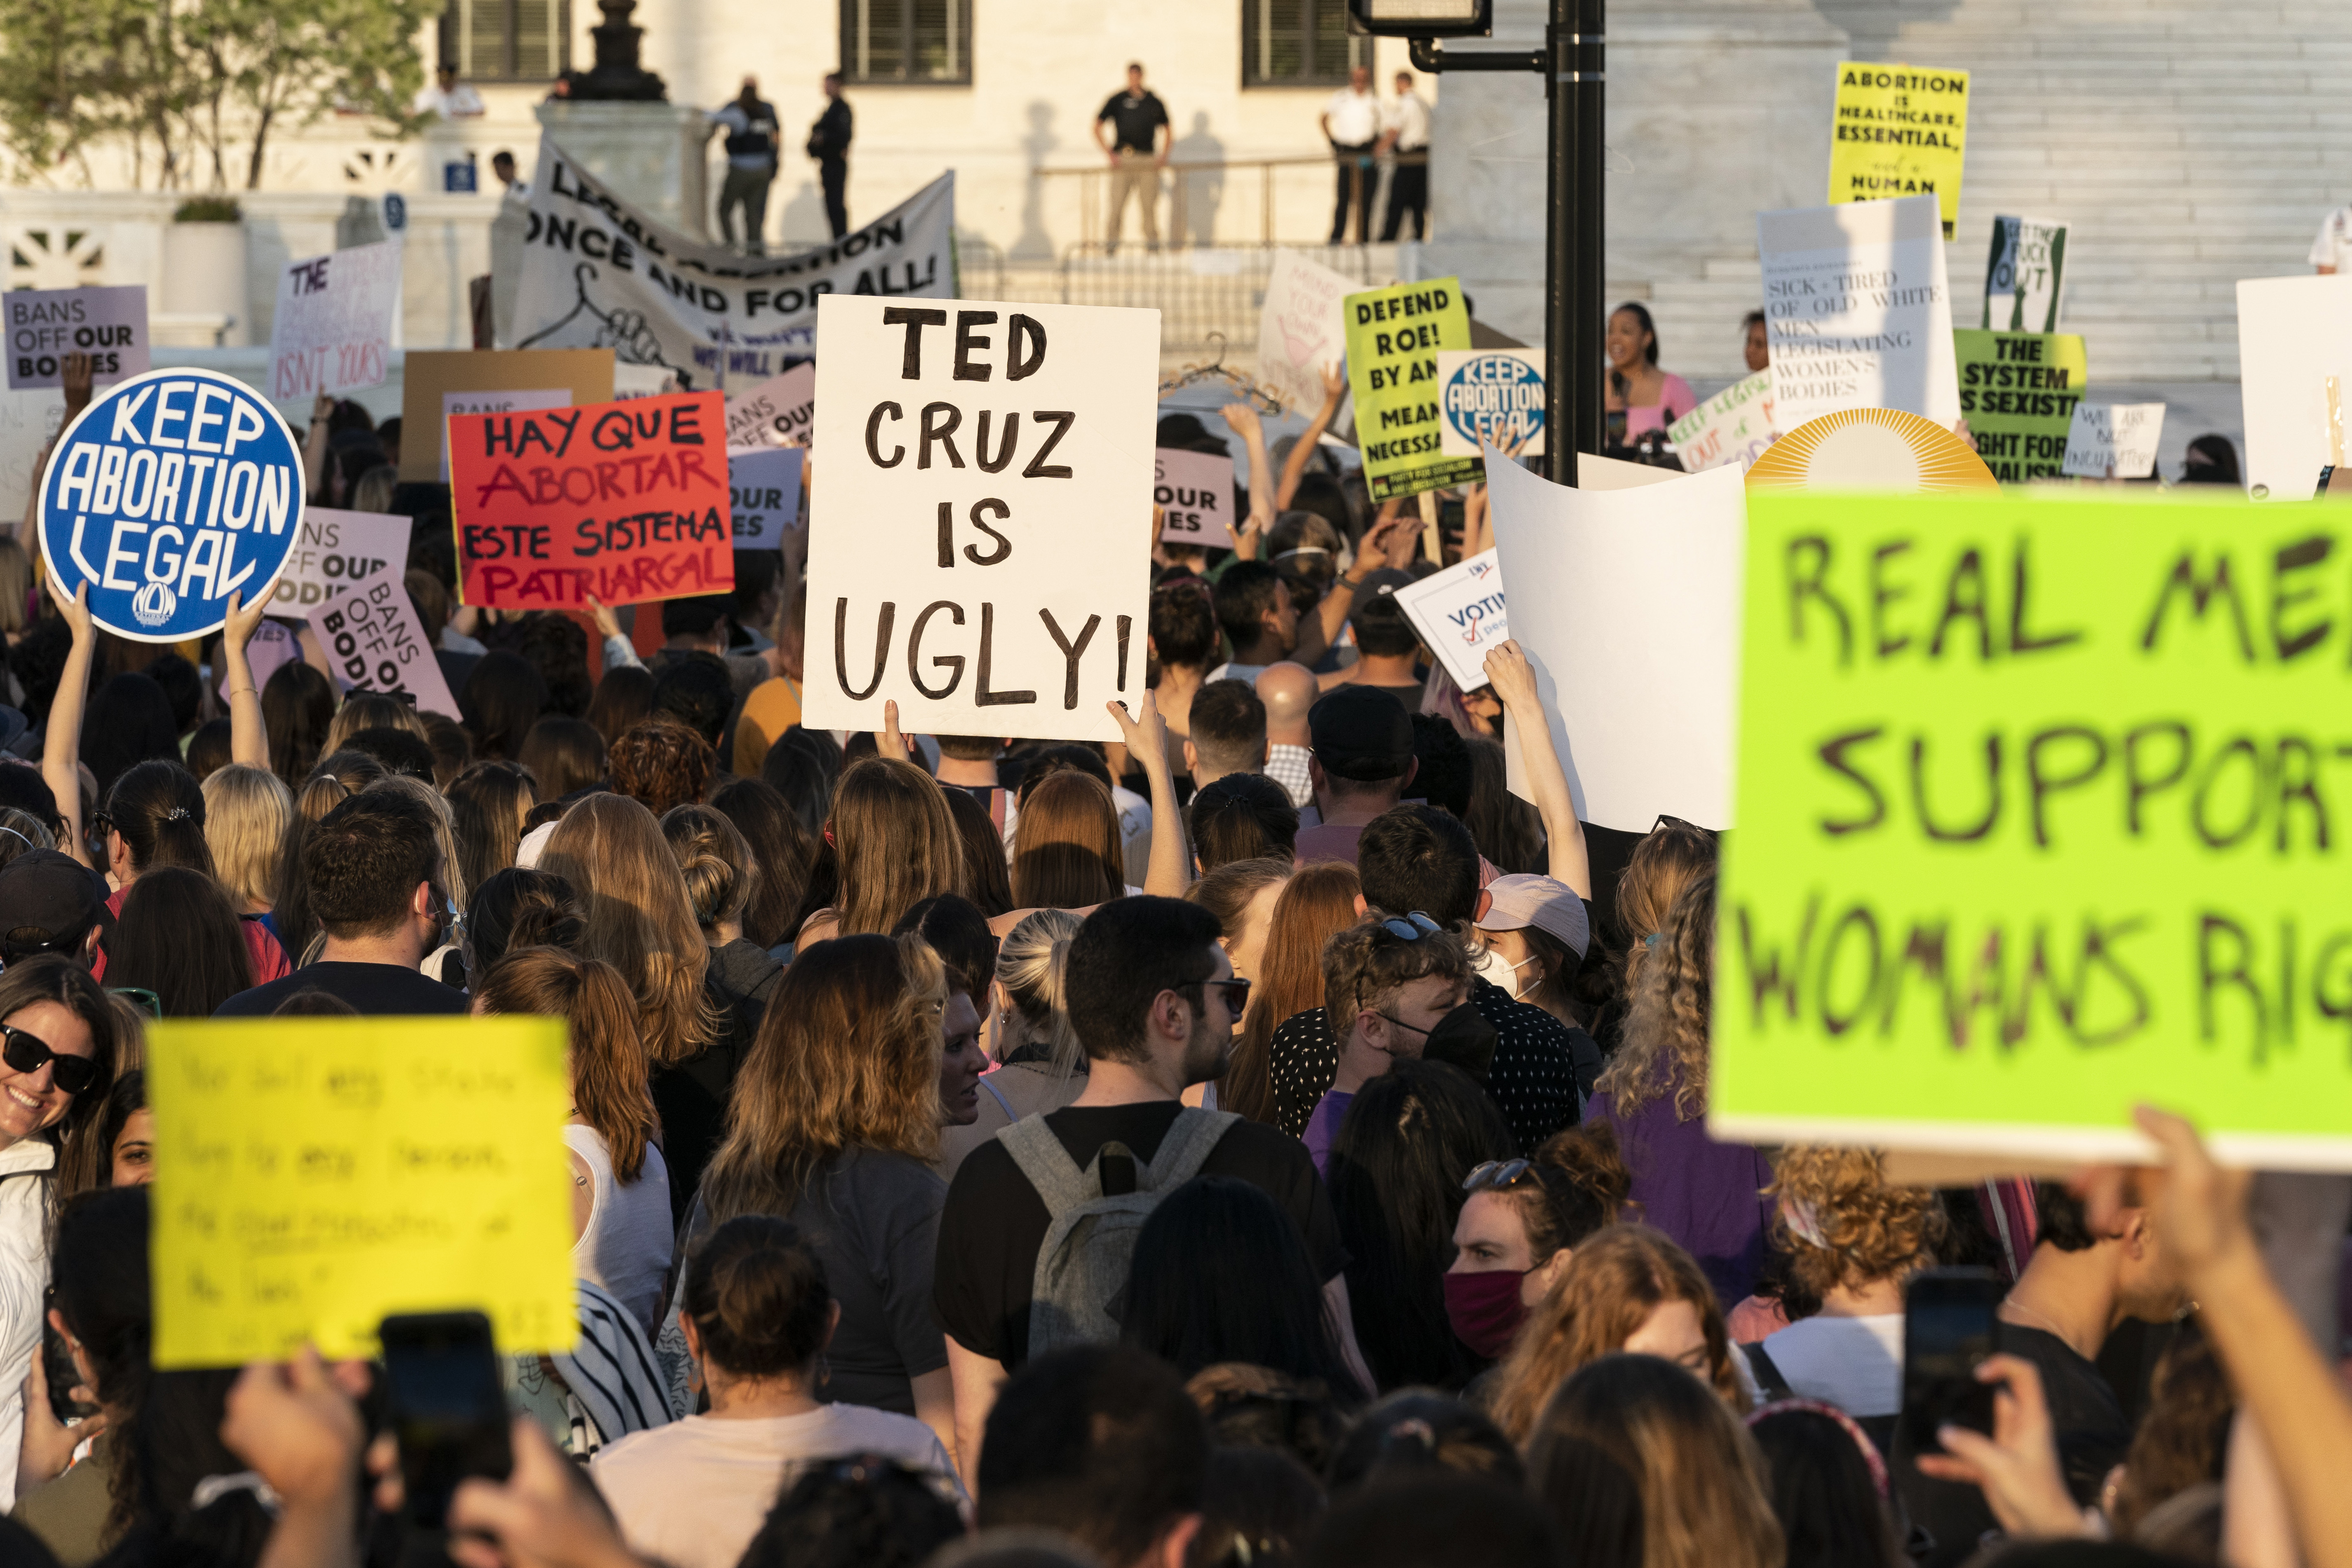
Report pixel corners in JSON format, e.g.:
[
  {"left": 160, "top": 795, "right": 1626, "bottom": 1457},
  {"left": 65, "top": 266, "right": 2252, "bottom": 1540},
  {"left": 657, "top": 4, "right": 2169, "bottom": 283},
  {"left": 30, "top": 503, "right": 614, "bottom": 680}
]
[
  {"left": 567, "top": 0, "right": 667, "bottom": 101},
  {"left": 1350, "top": 0, "right": 1603, "bottom": 484}
]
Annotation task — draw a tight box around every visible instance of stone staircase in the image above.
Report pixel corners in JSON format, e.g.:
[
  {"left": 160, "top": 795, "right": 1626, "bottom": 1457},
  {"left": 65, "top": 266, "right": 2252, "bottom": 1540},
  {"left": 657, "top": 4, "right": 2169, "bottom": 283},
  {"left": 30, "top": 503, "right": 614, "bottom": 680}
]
[{"left": 1636, "top": 2, "right": 2352, "bottom": 387}]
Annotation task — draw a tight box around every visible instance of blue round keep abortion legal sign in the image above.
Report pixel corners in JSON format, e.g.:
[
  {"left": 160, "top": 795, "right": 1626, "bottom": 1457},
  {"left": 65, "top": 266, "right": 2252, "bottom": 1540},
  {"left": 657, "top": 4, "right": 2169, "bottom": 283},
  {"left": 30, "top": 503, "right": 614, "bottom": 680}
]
[{"left": 39, "top": 367, "right": 305, "bottom": 642}]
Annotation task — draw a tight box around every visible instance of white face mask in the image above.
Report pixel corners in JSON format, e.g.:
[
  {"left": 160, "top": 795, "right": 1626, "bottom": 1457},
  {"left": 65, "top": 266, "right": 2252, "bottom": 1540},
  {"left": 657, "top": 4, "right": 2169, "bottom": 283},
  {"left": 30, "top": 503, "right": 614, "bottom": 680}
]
[{"left": 1471, "top": 940, "right": 1537, "bottom": 998}]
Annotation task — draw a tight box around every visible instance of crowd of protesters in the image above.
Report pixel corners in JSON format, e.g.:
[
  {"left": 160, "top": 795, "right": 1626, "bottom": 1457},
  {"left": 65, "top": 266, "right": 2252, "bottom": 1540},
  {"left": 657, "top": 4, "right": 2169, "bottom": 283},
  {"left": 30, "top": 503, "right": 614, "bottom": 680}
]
[{"left": 0, "top": 366, "right": 2338, "bottom": 1568}]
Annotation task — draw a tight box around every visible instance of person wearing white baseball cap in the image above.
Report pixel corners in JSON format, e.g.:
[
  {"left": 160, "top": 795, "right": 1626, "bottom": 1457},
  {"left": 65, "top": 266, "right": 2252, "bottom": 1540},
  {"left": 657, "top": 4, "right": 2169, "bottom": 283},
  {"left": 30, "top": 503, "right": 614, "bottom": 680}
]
[{"left": 1473, "top": 874, "right": 1589, "bottom": 1031}]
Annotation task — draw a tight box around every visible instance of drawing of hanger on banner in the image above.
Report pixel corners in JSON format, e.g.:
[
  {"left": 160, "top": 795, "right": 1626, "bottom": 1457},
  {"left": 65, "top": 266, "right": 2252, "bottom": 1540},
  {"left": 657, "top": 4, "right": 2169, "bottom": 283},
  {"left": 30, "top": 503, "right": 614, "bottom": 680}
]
[{"left": 1157, "top": 333, "right": 1284, "bottom": 415}]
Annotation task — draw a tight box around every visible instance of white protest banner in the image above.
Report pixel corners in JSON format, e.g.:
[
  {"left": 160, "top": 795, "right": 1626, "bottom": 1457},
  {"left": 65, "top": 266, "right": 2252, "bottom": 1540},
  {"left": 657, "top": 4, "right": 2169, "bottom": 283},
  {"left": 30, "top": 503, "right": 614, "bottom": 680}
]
[
  {"left": 7, "top": 286, "right": 149, "bottom": 390},
  {"left": 513, "top": 143, "right": 954, "bottom": 391},
  {"left": 268, "top": 241, "right": 402, "bottom": 401},
  {"left": 271, "top": 507, "right": 413, "bottom": 614},
  {"left": 440, "top": 389, "right": 570, "bottom": 480},
  {"left": 1436, "top": 348, "right": 1546, "bottom": 458},
  {"left": 0, "top": 386, "right": 66, "bottom": 522},
  {"left": 725, "top": 363, "right": 816, "bottom": 448},
  {"left": 1256, "top": 250, "right": 1356, "bottom": 429},
  {"left": 1759, "top": 195, "right": 1958, "bottom": 430},
  {"left": 1156, "top": 448, "right": 1235, "bottom": 547},
  {"left": 611, "top": 362, "right": 674, "bottom": 400},
  {"left": 803, "top": 297, "right": 1158, "bottom": 743},
  {"left": 1393, "top": 548, "right": 1506, "bottom": 693},
  {"left": 728, "top": 445, "right": 805, "bottom": 548},
  {"left": 2236, "top": 275, "right": 2352, "bottom": 499},
  {"left": 1983, "top": 215, "right": 2068, "bottom": 333},
  {"left": 2061, "top": 402, "right": 2165, "bottom": 480},
  {"left": 1487, "top": 454, "right": 1745, "bottom": 831},
  {"left": 1666, "top": 368, "right": 1778, "bottom": 473},
  {"left": 308, "top": 567, "right": 458, "bottom": 719}
]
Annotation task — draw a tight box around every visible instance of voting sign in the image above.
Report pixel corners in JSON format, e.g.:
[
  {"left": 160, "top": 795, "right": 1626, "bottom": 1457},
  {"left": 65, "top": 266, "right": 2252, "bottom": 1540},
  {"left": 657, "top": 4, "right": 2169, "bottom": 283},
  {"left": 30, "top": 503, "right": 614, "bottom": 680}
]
[
  {"left": 1436, "top": 349, "right": 1546, "bottom": 459},
  {"left": 803, "top": 296, "right": 1158, "bottom": 743},
  {"left": 7, "top": 286, "right": 149, "bottom": 390},
  {"left": 1156, "top": 448, "right": 1235, "bottom": 547},
  {"left": 2062, "top": 403, "right": 2165, "bottom": 480},
  {"left": 729, "top": 445, "right": 806, "bottom": 548},
  {"left": 39, "top": 368, "right": 303, "bottom": 642},
  {"left": 1392, "top": 548, "right": 1507, "bottom": 693},
  {"left": 725, "top": 364, "right": 816, "bottom": 449},
  {"left": 268, "top": 241, "right": 402, "bottom": 401}
]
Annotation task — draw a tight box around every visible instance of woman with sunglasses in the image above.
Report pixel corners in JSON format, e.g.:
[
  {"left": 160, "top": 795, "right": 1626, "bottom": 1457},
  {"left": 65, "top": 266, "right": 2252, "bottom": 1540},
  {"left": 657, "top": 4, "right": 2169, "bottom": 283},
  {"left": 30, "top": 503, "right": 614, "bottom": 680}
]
[
  {"left": 0, "top": 956, "right": 124, "bottom": 1509},
  {"left": 1443, "top": 1123, "right": 1631, "bottom": 1363}
]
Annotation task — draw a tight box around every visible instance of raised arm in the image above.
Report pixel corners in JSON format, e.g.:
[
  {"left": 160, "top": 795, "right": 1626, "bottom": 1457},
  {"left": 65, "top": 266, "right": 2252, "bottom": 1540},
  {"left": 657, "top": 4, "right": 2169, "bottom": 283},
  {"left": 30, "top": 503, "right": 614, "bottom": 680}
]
[
  {"left": 221, "top": 591, "right": 271, "bottom": 769},
  {"left": 41, "top": 579, "right": 95, "bottom": 867},
  {"left": 1277, "top": 361, "right": 1349, "bottom": 511},
  {"left": 302, "top": 393, "right": 334, "bottom": 502},
  {"left": 2079, "top": 1107, "right": 2352, "bottom": 1568},
  {"left": 1108, "top": 691, "right": 1188, "bottom": 896},
  {"left": 1315, "top": 501, "right": 1405, "bottom": 654},
  {"left": 1485, "top": 638, "right": 1590, "bottom": 898},
  {"left": 1221, "top": 401, "right": 1275, "bottom": 562}
]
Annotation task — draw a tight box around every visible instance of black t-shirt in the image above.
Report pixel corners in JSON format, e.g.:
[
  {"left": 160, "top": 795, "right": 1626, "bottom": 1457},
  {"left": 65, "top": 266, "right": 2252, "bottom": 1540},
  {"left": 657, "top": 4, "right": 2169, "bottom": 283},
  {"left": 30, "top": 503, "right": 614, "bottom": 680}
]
[
  {"left": 1894, "top": 1323, "right": 2130, "bottom": 1568},
  {"left": 934, "top": 1101, "right": 1346, "bottom": 1369},
  {"left": 1097, "top": 90, "right": 1169, "bottom": 153},
  {"left": 1267, "top": 980, "right": 1592, "bottom": 1154},
  {"left": 211, "top": 961, "right": 467, "bottom": 1017}
]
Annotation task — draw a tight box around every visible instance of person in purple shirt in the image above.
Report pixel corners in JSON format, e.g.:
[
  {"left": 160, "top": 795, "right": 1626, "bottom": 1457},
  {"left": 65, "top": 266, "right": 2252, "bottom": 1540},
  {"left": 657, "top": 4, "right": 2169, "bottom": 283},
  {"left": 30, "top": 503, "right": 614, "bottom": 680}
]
[
  {"left": 1302, "top": 914, "right": 1473, "bottom": 1177},
  {"left": 1584, "top": 872, "right": 1774, "bottom": 1306}
]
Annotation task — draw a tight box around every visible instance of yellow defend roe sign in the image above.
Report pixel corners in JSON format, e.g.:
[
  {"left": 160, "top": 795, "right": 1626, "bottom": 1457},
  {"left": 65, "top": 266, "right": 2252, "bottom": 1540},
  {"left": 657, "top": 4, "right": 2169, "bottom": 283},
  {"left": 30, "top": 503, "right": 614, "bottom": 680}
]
[
  {"left": 1344, "top": 276, "right": 1477, "bottom": 501},
  {"left": 1830, "top": 62, "right": 1970, "bottom": 240},
  {"left": 1714, "top": 492, "right": 2352, "bottom": 1170}
]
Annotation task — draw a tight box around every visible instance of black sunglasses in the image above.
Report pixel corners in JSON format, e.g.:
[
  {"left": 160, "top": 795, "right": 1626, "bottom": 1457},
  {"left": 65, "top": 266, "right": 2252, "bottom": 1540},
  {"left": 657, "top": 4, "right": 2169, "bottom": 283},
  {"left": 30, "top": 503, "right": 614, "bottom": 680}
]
[
  {"left": 1, "top": 1025, "right": 100, "bottom": 1096},
  {"left": 1463, "top": 1158, "right": 1536, "bottom": 1193},
  {"left": 1184, "top": 976, "right": 1253, "bottom": 1020},
  {"left": 1379, "top": 911, "right": 1442, "bottom": 943}
]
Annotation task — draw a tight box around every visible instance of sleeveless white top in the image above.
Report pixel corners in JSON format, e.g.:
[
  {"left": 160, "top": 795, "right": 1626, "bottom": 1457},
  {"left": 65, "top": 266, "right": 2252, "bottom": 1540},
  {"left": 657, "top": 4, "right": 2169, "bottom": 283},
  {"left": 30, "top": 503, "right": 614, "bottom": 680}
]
[{"left": 565, "top": 1124, "right": 675, "bottom": 1338}]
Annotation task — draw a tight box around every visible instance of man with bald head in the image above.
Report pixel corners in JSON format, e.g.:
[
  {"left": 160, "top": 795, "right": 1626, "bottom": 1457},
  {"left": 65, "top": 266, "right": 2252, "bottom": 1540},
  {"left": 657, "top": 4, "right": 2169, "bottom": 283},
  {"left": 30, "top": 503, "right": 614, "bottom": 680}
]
[{"left": 1254, "top": 662, "right": 1318, "bottom": 809}]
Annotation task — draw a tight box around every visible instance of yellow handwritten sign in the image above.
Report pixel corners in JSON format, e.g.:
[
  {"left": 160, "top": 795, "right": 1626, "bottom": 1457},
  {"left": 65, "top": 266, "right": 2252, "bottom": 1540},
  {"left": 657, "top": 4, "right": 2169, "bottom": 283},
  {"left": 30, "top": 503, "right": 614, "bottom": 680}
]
[
  {"left": 150, "top": 1017, "right": 576, "bottom": 1368},
  {"left": 1344, "top": 276, "right": 1477, "bottom": 501},
  {"left": 1713, "top": 491, "right": 2352, "bottom": 1169},
  {"left": 1829, "top": 62, "right": 1969, "bottom": 240}
]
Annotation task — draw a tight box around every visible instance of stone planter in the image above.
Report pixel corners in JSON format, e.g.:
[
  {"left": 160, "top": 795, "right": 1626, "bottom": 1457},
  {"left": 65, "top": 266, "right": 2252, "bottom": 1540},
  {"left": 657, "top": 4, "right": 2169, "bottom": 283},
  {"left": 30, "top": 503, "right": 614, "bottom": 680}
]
[{"left": 161, "top": 221, "right": 249, "bottom": 345}]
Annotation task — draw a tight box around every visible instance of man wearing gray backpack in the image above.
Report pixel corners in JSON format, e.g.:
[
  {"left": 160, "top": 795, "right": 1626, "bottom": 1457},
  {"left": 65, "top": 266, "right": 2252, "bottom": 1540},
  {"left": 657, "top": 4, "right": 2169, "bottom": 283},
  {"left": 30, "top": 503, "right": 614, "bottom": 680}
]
[{"left": 935, "top": 896, "right": 1365, "bottom": 1474}]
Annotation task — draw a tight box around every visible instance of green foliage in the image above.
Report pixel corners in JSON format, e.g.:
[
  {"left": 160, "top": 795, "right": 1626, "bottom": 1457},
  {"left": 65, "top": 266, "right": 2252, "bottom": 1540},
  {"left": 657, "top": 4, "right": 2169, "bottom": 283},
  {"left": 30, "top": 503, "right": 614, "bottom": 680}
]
[
  {"left": 0, "top": 0, "right": 440, "bottom": 190},
  {"left": 172, "top": 195, "right": 239, "bottom": 220}
]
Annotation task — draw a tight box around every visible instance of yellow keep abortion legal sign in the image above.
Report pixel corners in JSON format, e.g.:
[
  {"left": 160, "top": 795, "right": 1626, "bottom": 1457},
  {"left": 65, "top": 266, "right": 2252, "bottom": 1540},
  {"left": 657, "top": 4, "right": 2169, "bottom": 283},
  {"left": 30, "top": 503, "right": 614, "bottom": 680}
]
[
  {"left": 1713, "top": 490, "right": 2352, "bottom": 1170},
  {"left": 150, "top": 1016, "right": 577, "bottom": 1367},
  {"left": 1829, "top": 61, "right": 1970, "bottom": 240}
]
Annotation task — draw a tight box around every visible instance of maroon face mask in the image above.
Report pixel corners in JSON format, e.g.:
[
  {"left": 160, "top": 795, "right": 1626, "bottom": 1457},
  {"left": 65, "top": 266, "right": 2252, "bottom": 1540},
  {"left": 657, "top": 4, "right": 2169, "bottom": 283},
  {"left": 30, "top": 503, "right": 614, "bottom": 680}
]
[{"left": 1443, "top": 1268, "right": 1529, "bottom": 1360}]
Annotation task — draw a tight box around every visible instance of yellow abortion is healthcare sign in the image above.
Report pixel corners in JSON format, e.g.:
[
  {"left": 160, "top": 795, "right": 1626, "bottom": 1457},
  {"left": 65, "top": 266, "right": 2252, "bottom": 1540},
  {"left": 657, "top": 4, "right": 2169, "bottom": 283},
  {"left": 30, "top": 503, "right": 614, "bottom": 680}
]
[
  {"left": 1830, "top": 62, "right": 1969, "bottom": 240},
  {"left": 1953, "top": 329, "right": 2087, "bottom": 482},
  {"left": 1344, "top": 276, "right": 1478, "bottom": 501},
  {"left": 150, "top": 1016, "right": 577, "bottom": 1367},
  {"left": 1714, "top": 491, "right": 2352, "bottom": 1169}
]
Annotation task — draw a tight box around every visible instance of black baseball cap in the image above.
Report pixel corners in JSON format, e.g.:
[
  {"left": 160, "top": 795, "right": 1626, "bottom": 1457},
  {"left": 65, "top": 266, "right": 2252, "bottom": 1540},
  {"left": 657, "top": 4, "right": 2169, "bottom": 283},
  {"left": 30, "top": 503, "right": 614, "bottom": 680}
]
[
  {"left": 0, "top": 849, "right": 110, "bottom": 963},
  {"left": 1309, "top": 685, "right": 1416, "bottom": 781}
]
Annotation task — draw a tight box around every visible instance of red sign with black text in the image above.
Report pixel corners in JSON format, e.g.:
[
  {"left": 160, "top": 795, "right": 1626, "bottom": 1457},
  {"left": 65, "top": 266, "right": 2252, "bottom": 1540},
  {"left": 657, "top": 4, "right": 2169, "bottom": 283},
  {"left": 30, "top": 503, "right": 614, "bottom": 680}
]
[{"left": 449, "top": 391, "right": 735, "bottom": 608}]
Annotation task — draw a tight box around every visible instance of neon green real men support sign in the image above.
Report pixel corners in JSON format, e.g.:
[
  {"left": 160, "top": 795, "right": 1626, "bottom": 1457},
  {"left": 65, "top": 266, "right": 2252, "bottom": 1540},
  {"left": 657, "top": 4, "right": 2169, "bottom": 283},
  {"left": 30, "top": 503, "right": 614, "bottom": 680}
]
[
  {"left": 1713, "top": 491, "right": 2352, "bottom": 1169},
  {"left": 1344, "top": 277, "right": 1478, "bottom": 501}
]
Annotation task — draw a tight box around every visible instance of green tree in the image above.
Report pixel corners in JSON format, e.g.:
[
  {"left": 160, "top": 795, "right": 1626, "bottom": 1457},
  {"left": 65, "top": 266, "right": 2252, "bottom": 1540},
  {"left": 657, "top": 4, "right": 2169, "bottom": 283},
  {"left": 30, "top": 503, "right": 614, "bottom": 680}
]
[{"left": 181, "top": 0, "right": 436, "bottom": 190}]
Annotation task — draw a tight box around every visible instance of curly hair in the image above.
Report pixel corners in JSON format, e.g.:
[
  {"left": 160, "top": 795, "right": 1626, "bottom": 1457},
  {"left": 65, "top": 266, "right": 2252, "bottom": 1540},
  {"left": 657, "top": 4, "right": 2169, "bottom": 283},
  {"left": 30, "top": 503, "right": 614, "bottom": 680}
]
[
  {"left": 1595, "top": 872, "right": 1715, "bottom": 1122},
  {"left": 1764, "top": 1148, "right": 1946, "bottom": 1300},
  {"left": 609, "top": 715, "right": 716, "bottom": 819},
  {"left": 1610, "top": 821, "right": 1717, "bottom": 1001},
  {"left": 1485, "top": 1224, "right": 1743, "bottom": 1444}
]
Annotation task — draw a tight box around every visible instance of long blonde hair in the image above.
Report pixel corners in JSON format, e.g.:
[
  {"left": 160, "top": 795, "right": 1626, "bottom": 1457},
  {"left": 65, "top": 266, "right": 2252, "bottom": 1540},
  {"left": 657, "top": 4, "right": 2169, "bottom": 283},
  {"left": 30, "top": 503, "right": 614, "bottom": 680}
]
[
  {"left": 1485, "top": 1225, "right": 1743, "bottom": 1444},
  {"left": 829, "top": 755, "right": 962, "bottom": 936},
  {"left": 201, "top": 765, "right": 293, "bottom": 914},
  {"left": 1594, "top": 872, "right": 1714, "bottom": 1122},
  {"left": 992, "top": 908, "right": 1082, "bottom": 1076},
  {"left": 1612, "top": 823, "right": 1715, "bottom": 1001},
  {"left": 541, "top": 793, "right": 724, "bottom": 1065},
  {"left": 699, "top": 933, "right": 945, "bottom": 1221}
]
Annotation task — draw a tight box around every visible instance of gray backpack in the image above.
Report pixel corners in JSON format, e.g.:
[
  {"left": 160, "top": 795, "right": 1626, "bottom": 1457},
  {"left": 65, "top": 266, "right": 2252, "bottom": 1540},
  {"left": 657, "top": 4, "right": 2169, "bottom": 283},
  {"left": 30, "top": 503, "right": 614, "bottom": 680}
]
[{"left": 997, "top": 1107, "right": 1239, "bottom": 1360}]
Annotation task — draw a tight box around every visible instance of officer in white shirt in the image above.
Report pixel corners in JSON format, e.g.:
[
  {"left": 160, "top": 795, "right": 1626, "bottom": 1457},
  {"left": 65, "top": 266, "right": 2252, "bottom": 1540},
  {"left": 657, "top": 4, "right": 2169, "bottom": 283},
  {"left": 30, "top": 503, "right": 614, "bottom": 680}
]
[
  {"left": 1321, "top": 66, "right": 1382, "bottom": 245},
  {"left": 414, "top": 64, "right": 486, "bottom": 119},
  {"left": 2312, "top": 203, "right": 2352, "bottom": 273},
  {"left": 1379, "top": 71, "right": 1432, "bottom": 242}
]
